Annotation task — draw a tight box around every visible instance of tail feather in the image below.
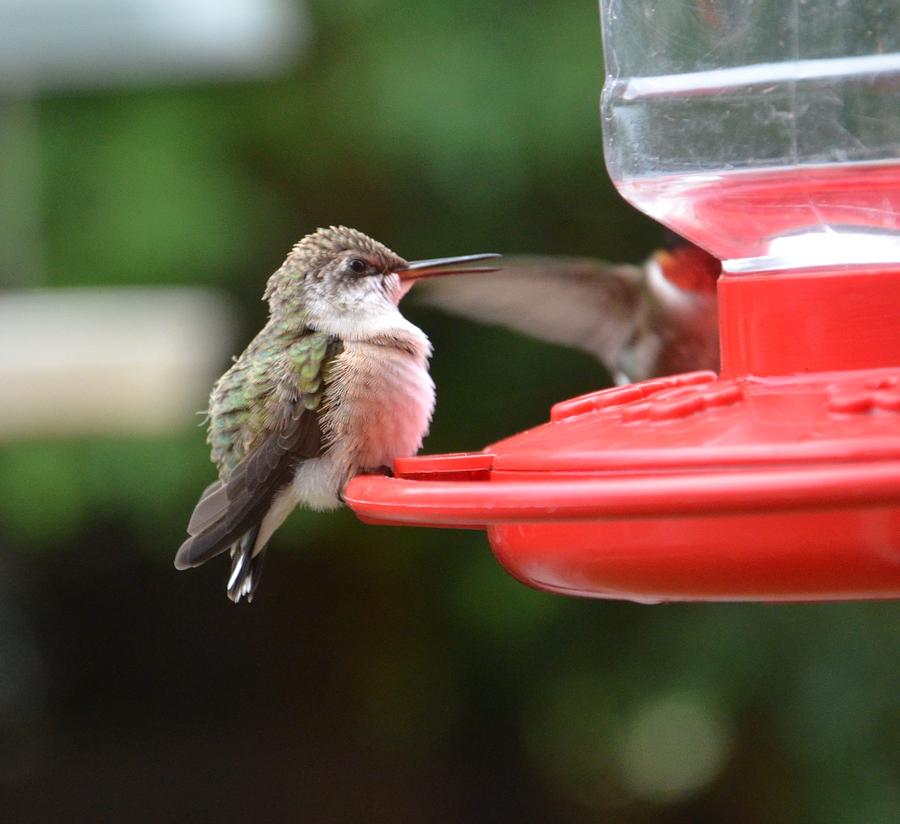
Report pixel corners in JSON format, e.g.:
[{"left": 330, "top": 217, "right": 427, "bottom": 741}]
[{"left": 226, "top": 525, "right": 267, "bottom": 604}]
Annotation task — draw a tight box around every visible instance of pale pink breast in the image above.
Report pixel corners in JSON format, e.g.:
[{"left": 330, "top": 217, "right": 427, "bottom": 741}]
[{"left": 322, "top": 341, "right": 435, "bottom": 479}]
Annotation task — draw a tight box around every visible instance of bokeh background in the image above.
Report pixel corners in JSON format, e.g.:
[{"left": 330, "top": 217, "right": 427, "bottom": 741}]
[{"left": 1, "top": 1, "right": 898, "bottom": 822}]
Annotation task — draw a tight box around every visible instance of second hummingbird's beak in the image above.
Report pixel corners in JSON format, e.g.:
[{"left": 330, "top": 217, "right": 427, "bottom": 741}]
[{"left": 397, "top": 253, "right": 501, "bottom": 281}]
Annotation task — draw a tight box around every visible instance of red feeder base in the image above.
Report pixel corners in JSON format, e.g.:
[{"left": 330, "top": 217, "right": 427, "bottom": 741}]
[{"left": 344, "top": 266, "right": 900, "bottom": 602}]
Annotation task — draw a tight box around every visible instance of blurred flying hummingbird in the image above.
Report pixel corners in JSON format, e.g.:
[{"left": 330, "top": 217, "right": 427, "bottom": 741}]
[
  {"left": 175, "top": 226, "right": 499, "bottom": 602},
  {"left": 416, "top": 236, "right": 721, "bottom": 382}
]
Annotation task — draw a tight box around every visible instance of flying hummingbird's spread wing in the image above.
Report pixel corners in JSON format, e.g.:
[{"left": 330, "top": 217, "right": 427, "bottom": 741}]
[
  {"left": 415, "top": 252, "right": 719, "bottom": 381},
  {"left": 175, "top": 331, "right": 343, "bottom": 589},
  {"left": 416, "top": 255, "right": 645, "bottom": 365}
]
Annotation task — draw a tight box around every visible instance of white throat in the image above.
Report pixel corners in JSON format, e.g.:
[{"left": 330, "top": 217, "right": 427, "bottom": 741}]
[{"left": 306, "top": 295, "right": 431, "bottom": 352}]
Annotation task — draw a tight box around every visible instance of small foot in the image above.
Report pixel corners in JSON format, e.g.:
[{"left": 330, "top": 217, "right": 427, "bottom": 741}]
[{"left": 340, "top": 466, "right": 394, "bottom": 504}]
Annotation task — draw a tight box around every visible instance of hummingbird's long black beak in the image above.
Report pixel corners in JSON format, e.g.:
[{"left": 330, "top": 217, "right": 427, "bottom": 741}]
[{"left": 397, "top": 253, "right": 501, "bottom": 281}]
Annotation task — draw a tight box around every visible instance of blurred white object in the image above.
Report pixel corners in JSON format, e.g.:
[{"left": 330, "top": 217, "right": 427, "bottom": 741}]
[
  {"left": 0, "top": 288, "right": 234, "bottom": 439},
  {"left": 617, "top": 692, "right": 732, "bottom": 803},
  {"left": 0, "top": 0, "right": 308, "bottom": 92}
]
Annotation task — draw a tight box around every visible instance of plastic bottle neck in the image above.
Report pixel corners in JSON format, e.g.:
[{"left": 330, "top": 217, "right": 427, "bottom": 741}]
[{"left": 718, "top": 266, "right": 900, "bottom": 378}]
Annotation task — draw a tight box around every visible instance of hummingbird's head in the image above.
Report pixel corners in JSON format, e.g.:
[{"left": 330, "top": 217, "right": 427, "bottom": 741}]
[
  {"left": 264, "top": 226, "right": 499, "bottom": 333},
  {"left": 267, "top": 226, "right": 408, "bottom": 314}
]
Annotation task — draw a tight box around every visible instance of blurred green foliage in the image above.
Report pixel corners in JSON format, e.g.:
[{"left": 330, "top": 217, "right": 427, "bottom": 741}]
[{"left": 1, "top": 2, "right": 898, "bottom": 822}]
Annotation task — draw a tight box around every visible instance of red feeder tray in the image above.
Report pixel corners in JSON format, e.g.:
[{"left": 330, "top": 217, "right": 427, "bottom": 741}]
[{"left": 345, "top": 266, "right": 900, "bottom": 603}]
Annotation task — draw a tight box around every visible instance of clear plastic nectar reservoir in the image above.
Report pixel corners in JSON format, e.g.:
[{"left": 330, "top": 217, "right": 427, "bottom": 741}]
[{"left": 600, "top": 1, "right": 900, "bottom": 273}]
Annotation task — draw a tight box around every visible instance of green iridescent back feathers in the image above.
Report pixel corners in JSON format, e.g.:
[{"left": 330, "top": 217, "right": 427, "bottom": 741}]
[{"left": 207, "top": 315, "right": 343, "bottom": 478}]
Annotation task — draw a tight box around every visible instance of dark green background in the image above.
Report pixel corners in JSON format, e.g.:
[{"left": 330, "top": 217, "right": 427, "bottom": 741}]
[{"left": 1, "top": 2, "right": 897, "bottom": 821}]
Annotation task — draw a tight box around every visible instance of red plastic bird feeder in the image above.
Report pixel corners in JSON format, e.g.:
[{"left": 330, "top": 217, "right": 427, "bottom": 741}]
[{"left": 345, "top": 0, "right": 900, "bottom": 602}]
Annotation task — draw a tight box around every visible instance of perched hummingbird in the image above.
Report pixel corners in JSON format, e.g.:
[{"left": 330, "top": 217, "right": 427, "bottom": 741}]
[
  {"left": 416, "top": 236, "right": 720, "bottom": 383},
  {"left": 175, "top": 226, "right": 498, "bottom": 602}
]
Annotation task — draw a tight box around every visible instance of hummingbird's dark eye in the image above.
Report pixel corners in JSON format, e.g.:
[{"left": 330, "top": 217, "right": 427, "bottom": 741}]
[{"left": 347, "top": 257, "right": 367, "bottom": 275}]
